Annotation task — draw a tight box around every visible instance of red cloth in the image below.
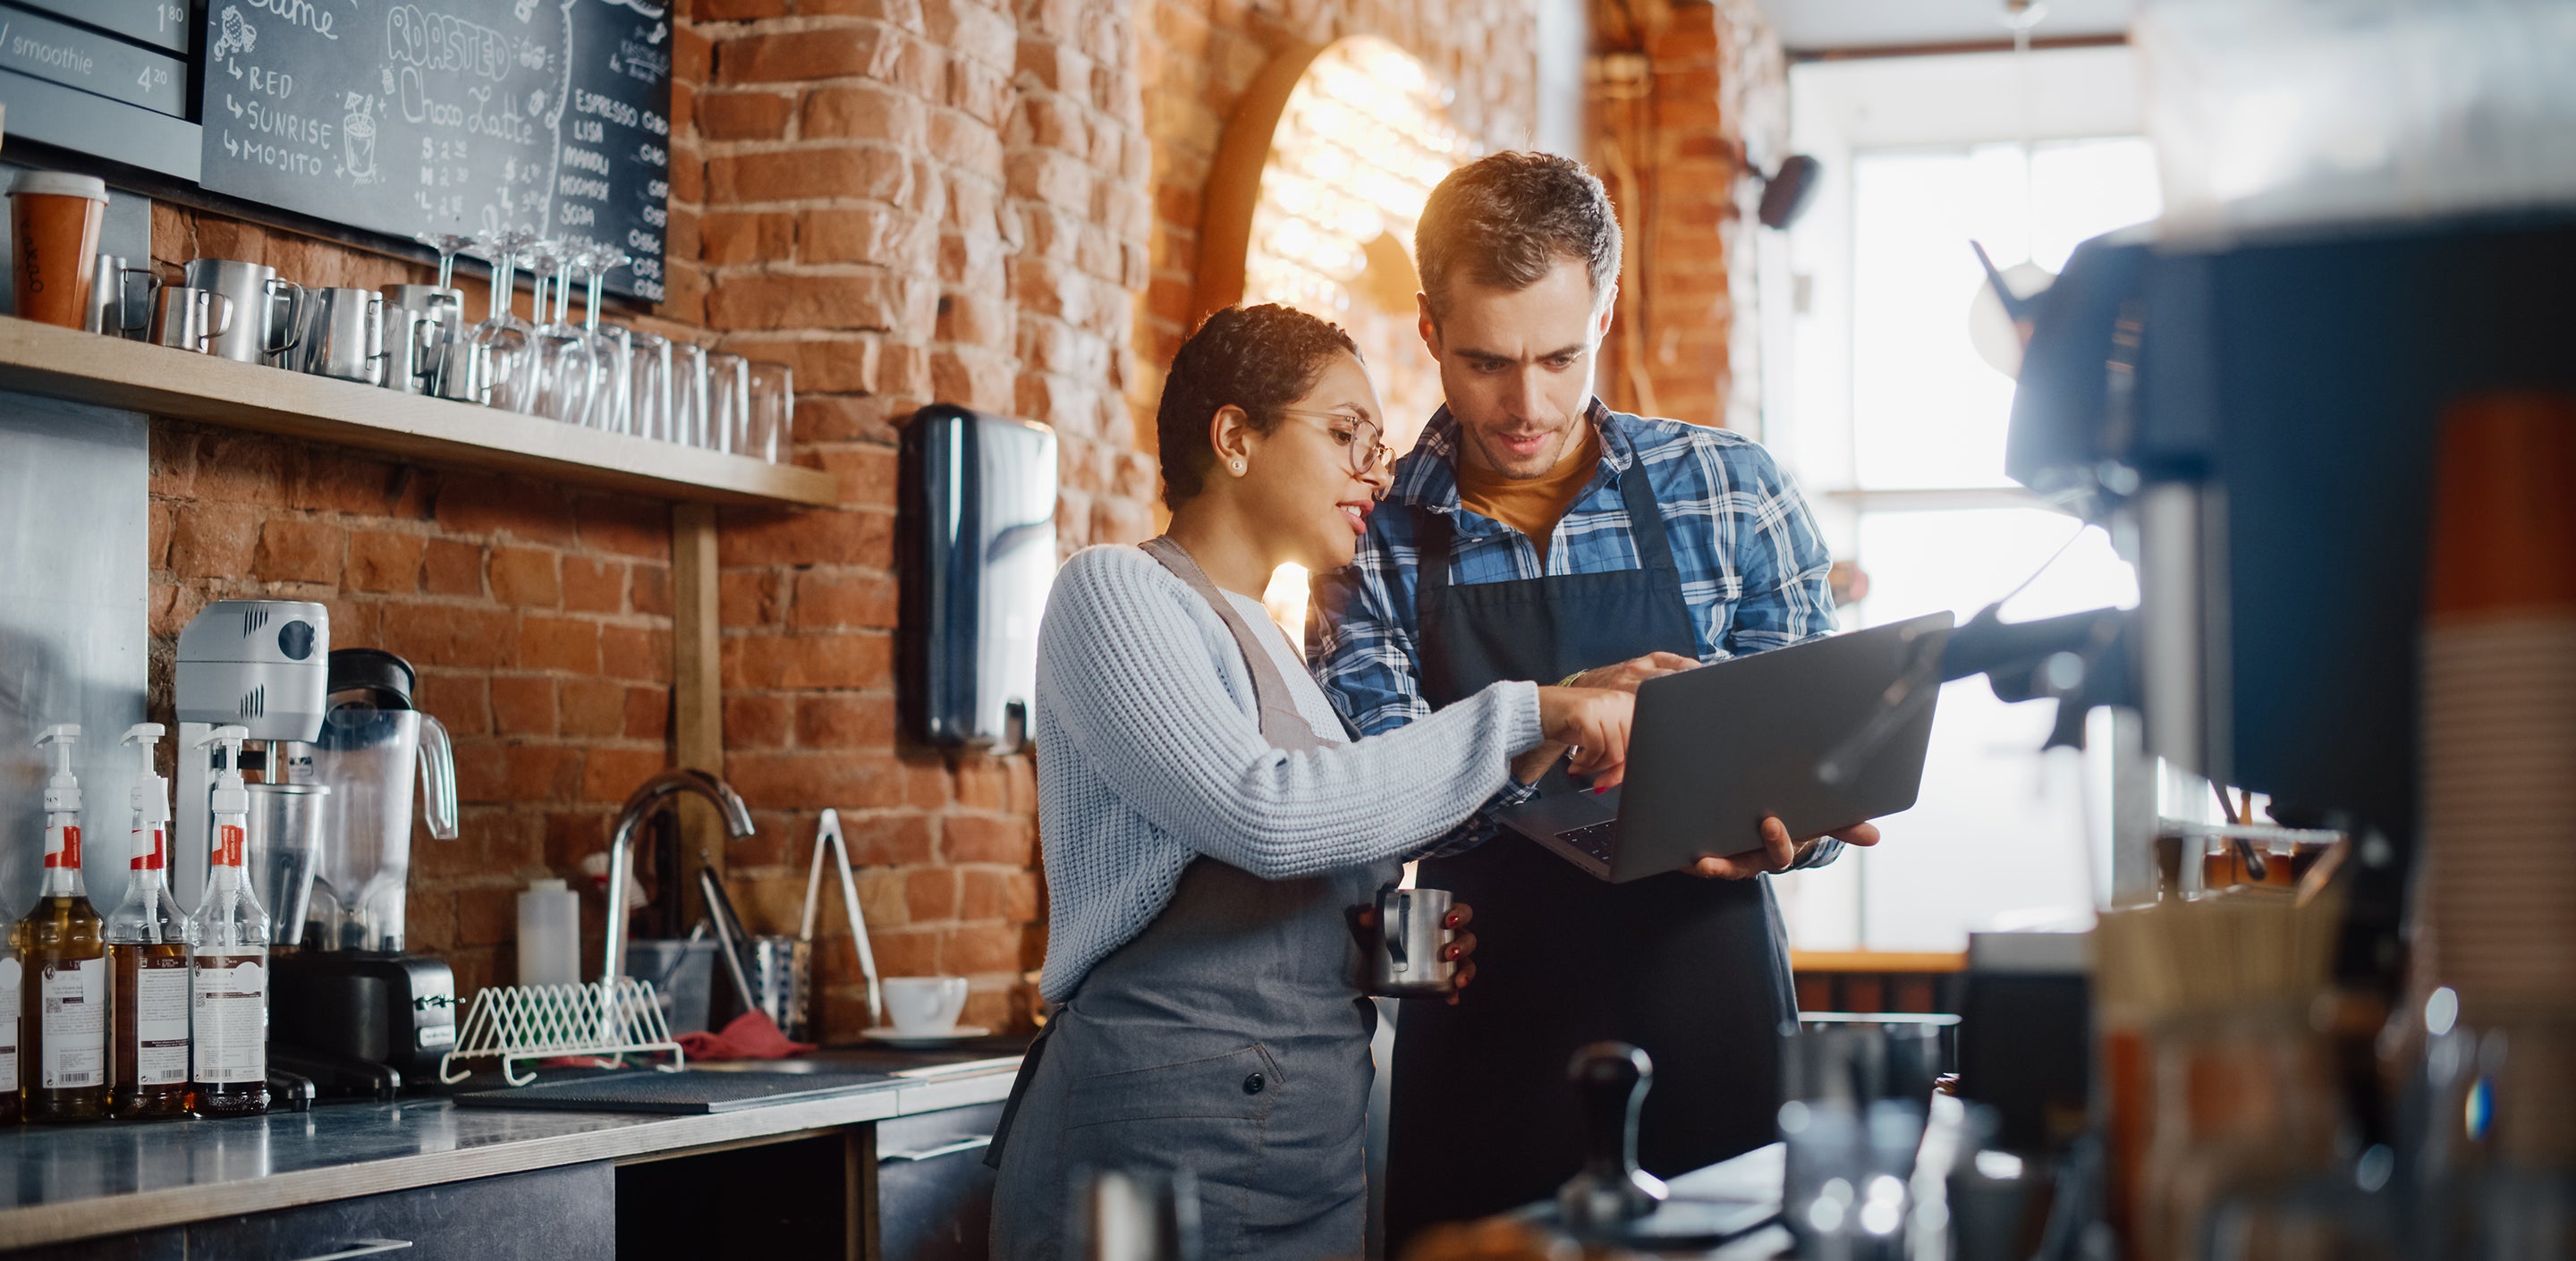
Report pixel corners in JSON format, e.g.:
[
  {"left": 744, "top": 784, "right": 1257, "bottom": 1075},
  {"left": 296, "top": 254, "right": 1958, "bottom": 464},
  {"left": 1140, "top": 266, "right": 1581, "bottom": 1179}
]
[{"left": 678, "top": 1011, "right": 817, "bottom": 1062}]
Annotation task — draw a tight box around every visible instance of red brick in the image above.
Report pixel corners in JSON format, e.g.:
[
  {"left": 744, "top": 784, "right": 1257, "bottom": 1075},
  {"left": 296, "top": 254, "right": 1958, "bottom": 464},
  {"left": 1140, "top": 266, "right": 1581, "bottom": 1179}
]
[
  {"left": 561, "top": 677, "right": 629, "bottom": 738},
  {"left": 624, "top": 686, "right": 672, "bottom": 741},
  {"left": 380, "top": 604, "right": 518, "bottom": 669},
  {"left": 799, "top": 83, "right": 926, "bottom": 146},
  {"left": 906, "top": 868, "right": 959, "bottom": 921},
  {"left": 582, "top": 747, "right": 671, "bottom": 804},
  {"left": 871, "top": 927, "right": 940, "bottom": 977},
  {"left": 793, "top": 693, "right": 894, "bottom": 748},
  {"left": 942, "top": 921, "right": 1021, "bottom": 974},
  {"left": 722, "top": 749, "right": 908, "bottom": 809},
  {"left": 489, "top": 546, "right": 561, "bottom": 608},
  {"left": 721, "top": 632, "right": 891, "bottom": 690},
  {"left": 415, "top": 673, "right": 490, "bottom": 736},
  {"left": 706, "top": 271, "right": 912, "bottom": 333},
  {"left": 490, "top": 675, "right": 556, "bottom": 736},
  {"left": 422, "top": 539, "right": 485, "bottom": 596},
  {"left": 957, "top": 867, "right": 1009, "bottom": 920},
  {"left": 725, "top": 694, "right": 792, "bottom": 749},
  {"left": 170, "top": 502, "right": 259, "bottom": 579},
  {"left": 457, "top": 885, "right": 519, "bottom": 947},
  {"left": 575, "top": 495, "right": 671, "bottom": 560},
  {"left": 346, "top": 530, "right": 425, "bottom": 593},
  {"left": 720, "top": 570, "right": 783, "bottom": 627},
  {"left": 190, "top": 430, "right": 294, "bottom": 506},
  {"left": 802, "top": 207, "right": 936, "bottom": 269},
  {"left": 562, "top": 555, "right": 626, "bottom": 614},
  {"left": 246, "top": 518, "right": 342, "bottom": 585},
  {"left": 632, "top": 564, "right": 674, "bottom": 617},
  {"left": 717, "top": 25, "right": 900, "bottom": 84},
  {"left": 943, "top": 814, "right": 1031, "bottom": 865},
  {"left": 598, "top": 626, "right": 673, "bottom": 681},
  {"left": 790, "top": 568, "right": 897, "bottom": 630},
  {"left": 717, "top": 506, "right": 894, "bottom": 567},
  {"left": 696, "top": 90, "right": 793, "bottom": 140},
  {"left": 699, "top": 211, "right": 797, "bottom": 267},
  {"left": 435, "top": 478, "right": 578, "bottom": 546},
  {"left": 708, "top": 147, "right": 914, "bottom": 205},
  {"left": 843, "top": 812, "right": 935, "bottom": 866},
  {"left": 520, "top": 614, "right": 601, "bottom": 673}
]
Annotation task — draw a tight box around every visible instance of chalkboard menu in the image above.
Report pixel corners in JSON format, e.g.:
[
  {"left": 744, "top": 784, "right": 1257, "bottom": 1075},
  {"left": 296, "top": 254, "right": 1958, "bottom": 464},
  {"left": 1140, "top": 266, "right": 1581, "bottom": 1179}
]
[{"left": 195, "top": 0, "right": 672, "bottom": 300}]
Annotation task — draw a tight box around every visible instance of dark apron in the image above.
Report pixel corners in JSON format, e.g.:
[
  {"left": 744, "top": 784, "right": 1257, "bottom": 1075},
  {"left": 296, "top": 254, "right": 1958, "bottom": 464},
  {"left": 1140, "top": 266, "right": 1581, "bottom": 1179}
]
[
  {"left": 989, "top": 537, "right": 1395, "bottom": 1261},
  {"left": 1384, "top": 457, "right": 1799, "bottom": 1248}
]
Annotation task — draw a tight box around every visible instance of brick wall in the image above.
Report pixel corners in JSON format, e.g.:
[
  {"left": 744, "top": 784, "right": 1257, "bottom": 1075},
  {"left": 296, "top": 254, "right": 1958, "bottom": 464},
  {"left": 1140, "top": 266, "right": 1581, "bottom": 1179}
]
[
  {"left": 1590, "top": 0, "right": 1784, "bottom": 432},
  {"left": 136, "top": 0, "right": 1772, "bottom": 1036}
]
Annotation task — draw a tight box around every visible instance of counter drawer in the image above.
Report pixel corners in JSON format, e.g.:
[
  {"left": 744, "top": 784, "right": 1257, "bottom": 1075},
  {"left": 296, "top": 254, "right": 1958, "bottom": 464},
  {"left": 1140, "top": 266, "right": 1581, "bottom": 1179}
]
[
  {"left": 873, "top": 1102, "right": 1002, "bottom": 1261},
  {"left": 185, "top": 1162, "right": 614, "bottom": 1261}
]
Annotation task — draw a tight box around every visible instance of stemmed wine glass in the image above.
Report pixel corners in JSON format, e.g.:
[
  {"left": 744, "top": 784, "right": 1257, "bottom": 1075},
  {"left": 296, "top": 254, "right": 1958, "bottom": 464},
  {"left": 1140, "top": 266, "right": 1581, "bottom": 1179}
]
[
  {"left": 465, "top": 228, "right": 541, "bottom": 412},
  {"left": 416, "top": 232, "right": 474, "bottom": 292},
  {"left": 526, "top": 240, "right": 598, "bottom": 426},
  {"left": 575, "top": 247, "right": 634, "bottom": 436}
]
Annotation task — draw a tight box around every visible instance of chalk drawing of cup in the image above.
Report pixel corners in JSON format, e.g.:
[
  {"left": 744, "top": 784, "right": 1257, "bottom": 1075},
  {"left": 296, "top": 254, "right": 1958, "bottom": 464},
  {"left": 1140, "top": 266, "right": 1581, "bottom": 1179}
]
[{"left": 345, "top": 102, "right": 377, "bottom": 182}]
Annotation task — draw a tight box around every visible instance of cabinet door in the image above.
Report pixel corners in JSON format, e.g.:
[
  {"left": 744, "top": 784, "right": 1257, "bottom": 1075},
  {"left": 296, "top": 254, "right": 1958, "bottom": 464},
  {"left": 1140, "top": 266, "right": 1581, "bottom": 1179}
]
[
  {"left": 872, "top": 1103, "right": 1001, "bottom": 1261},
  {"left": 0, "top": 1226, "right": 185, "bottom": 1260},
  {"left": 186, "top": 1163, "right": 614, "bottom": 1261}
]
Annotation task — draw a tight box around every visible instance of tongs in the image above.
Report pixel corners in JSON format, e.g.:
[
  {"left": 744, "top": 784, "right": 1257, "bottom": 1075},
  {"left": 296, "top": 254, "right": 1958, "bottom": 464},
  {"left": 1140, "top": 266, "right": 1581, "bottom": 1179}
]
[{"left": 803, "top": 808, "right": 883, "bottom": 1030}]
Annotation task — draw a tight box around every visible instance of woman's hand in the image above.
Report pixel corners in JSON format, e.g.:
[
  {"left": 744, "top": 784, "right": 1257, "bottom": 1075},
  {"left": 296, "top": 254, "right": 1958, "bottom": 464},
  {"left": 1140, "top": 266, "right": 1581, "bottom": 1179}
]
[
  {"left": 1536, "top": 686, "right": 1636, "bottom": 789},
  {"left": 1351, "top": 901, "right": 1479, "bottom": 1004}
]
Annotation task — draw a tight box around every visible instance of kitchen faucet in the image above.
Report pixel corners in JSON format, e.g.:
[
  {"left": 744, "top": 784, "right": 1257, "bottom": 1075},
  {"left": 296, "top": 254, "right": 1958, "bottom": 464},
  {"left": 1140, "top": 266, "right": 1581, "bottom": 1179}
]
[{"left": 599, "top": 768, "right": 755, "bottom": 999}]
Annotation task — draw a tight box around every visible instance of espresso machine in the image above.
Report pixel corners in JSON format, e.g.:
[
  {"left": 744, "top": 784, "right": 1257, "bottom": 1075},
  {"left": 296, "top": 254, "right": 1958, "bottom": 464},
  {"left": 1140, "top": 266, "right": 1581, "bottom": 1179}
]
[{"left": 269, "top": 648, "right": 461, "bottom": 1097}]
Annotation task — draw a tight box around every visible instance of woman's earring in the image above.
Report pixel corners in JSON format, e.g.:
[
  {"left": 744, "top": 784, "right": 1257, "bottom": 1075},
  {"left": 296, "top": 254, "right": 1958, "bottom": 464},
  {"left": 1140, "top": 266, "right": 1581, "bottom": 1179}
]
[{"left": 1230, "top": 459, "right": 1246, "bottom": 474}]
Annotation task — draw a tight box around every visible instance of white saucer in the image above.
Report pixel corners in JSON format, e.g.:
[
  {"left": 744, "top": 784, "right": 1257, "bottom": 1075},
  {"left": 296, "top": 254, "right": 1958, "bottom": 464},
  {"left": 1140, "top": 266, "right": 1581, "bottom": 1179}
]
[{"left": 860, "top": 1025, "right": 992, "bottom": 1048}]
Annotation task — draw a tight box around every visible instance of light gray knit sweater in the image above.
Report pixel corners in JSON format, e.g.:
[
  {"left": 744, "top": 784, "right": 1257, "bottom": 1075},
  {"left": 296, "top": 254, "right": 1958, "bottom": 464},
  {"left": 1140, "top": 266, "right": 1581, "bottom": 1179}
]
[{"left": 1034, "top": 544, "right": 1545, "bottom": 1001}]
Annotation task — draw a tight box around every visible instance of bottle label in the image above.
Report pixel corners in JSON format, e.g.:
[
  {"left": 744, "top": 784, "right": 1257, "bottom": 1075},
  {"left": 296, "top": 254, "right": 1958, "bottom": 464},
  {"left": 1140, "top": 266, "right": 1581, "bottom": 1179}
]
[
  {"left": 132, "top": 957, "right": 191, "bottom": 1086},
  {"left": 192, "top": 952, "right": 267, "bottom": 1085},
  {"left": 214, "top": 823, "right": 244, "bottom": 868},
  {"left": 38, "top": 956, "right": 106, "bottom": 1089},
  {"left": 0, "top": 957, "right": 20, "bottom": 1090},
  {"left": 43, "top": 824, "right": 80, "bottom": 868},
  {"left": 131, "top": 827, "right": 166, "bottom": 872}
]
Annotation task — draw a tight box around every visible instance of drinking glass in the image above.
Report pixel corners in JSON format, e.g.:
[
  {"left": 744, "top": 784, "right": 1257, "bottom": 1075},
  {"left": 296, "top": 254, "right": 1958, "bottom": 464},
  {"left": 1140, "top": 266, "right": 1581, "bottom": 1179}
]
[
  {"left": 706, "top": 352, "right": 751, "bottom": 453},
  {"left": 746, "top": 361, "right": 794, "bottom": 463},
  {"left": 671, "top": 343, "right": 711, "bottom": 449},
  {"left": 416, "top": 232, "right": 474, "bottom": 292},
  {"left": 526, "top": 241, "right": 599, "bottom": 426},
  {"left": 618, "top": 327, "right": 674, "bottom": 443},
  {"left": 464, "top": 229, "right": 541, "bottom": 412},
  {"left": 576, "top": 248, "right": 634, "bottom": 436}
]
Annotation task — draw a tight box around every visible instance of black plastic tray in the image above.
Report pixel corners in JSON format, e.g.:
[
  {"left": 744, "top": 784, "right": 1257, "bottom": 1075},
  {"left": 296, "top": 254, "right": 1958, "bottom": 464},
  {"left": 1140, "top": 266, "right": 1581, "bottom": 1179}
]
[{"left": 452, "top": 1069, "right": 896, "bottom": 1114}]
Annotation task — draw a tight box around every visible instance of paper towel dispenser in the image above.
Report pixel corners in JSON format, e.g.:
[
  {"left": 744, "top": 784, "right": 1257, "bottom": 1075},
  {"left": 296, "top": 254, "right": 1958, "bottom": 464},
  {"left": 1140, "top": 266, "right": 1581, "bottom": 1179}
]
[{"left": 900, "top": 404, "right": 1059, "bottom": 750}]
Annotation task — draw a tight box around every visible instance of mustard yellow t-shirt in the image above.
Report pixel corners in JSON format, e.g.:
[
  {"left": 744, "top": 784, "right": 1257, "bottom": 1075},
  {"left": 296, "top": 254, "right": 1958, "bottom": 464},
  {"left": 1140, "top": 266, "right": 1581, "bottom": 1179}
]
[{"left": 1454, "top": 424, "right": 1601, "bottom": 567}]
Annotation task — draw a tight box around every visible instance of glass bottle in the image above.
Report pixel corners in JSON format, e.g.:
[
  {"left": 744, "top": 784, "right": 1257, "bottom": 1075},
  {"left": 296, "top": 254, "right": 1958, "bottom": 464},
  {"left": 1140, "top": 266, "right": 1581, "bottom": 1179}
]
[
  {"left": 13, "top": 724, "right": 108, "bottom": 1122},
  {"left": 107, "top": 724, "right": 189, "bottom": 1120},
  {"left": 188, "top": 725, "right": 269, "bottom": 1119}
]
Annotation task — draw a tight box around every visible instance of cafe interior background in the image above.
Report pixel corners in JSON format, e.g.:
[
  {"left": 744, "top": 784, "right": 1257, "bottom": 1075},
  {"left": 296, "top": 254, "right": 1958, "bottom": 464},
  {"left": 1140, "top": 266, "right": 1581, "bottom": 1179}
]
[{"left": 0, "top": 0, "right": 2572, "bottom": 1256}]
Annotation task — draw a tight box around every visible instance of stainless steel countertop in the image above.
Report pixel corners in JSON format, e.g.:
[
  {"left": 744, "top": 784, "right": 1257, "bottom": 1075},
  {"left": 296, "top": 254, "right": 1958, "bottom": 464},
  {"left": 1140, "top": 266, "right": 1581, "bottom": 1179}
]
[{"left": 0, "top": 1053, "right": 1022, "bottom": 1251}]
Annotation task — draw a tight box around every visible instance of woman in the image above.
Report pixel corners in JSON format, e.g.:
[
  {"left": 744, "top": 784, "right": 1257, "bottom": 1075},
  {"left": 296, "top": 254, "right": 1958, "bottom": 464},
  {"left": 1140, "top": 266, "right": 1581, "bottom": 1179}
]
[{"left": 987, "top": 305, "right": 1636, "bottom": 1259}]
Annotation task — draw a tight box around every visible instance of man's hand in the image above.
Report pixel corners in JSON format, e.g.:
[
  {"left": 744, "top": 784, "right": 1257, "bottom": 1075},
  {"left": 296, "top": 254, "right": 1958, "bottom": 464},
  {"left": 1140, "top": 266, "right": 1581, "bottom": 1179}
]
[
  {"left": 1686, "top": 817, "right": 1883, "bottom": 880},
  {"left": 1572, "top": 651, "right": 1700, "bottom": 693}
]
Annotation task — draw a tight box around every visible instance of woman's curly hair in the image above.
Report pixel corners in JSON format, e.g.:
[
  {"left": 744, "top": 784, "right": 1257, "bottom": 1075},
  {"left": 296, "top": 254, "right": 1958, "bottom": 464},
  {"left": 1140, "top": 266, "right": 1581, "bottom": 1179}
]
[{"left": 1156, "top": 304, "right": 1360, "bottom": 509}]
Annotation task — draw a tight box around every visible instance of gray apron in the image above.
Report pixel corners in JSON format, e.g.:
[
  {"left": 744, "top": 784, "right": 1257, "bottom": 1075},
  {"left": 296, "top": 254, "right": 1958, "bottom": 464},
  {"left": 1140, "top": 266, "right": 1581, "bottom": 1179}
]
[{"left": 989, "top": 537, "right": 1396, "bottom": 1261}]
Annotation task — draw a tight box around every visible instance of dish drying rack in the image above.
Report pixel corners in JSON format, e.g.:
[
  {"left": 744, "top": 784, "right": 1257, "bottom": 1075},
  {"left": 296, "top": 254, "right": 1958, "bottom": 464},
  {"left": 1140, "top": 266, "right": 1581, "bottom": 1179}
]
[{"left": 437, "top": 978, "right": 685, "bottom": 1087}]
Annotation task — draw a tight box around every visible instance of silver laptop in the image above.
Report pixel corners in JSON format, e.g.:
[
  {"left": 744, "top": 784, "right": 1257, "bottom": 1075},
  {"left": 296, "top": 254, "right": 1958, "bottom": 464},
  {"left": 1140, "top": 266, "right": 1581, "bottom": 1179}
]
[{"left": 1496, "top": 612, "right": 1953, "bottom": 883}]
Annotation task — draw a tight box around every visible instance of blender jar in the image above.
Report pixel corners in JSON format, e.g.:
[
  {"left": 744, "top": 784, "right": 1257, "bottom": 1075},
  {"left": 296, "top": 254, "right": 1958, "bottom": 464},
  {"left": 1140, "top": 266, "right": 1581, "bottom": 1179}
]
[{"left": 311, "top": 704, "right": 457, "bottom": 952}]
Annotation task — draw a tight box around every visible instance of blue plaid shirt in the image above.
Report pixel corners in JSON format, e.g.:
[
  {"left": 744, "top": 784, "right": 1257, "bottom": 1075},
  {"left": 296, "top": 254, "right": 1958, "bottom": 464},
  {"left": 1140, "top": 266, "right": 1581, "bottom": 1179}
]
[{"left": 1307, "top": 399, "right": 1843, "bottom": 859}]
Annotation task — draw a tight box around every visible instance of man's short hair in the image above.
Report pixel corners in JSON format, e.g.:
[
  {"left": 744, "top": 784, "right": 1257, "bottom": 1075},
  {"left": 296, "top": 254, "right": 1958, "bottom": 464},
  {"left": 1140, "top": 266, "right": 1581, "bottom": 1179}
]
[{"left": 1414, "top": 151, "right": 1623, "bottom": 321}]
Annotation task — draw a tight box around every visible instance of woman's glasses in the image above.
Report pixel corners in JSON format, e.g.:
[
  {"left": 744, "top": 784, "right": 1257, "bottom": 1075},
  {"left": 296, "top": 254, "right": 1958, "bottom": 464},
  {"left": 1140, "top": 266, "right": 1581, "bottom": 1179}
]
[{"left": 1274, "top": 406, "right": 1394, "bottom": 476}]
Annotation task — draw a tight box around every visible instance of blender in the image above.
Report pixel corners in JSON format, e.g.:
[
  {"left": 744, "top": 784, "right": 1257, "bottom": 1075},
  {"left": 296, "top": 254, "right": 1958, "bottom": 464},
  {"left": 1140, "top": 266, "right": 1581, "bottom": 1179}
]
[{"left": 267, "top": 648, "right": 461, "bottom": 1096}]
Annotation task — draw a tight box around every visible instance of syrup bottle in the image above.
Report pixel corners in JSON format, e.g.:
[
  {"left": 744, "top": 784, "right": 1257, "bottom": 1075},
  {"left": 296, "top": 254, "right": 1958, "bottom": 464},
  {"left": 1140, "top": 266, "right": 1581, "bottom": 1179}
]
[
  {"left": 188, "top": 725, "right": 269, "bottom": 1118},
  {"left": 107, "top": 724, "right": 190, "bottom": 1120},
  {"left": 13, "top": 724, "right": 107, "bottom": 1122}
]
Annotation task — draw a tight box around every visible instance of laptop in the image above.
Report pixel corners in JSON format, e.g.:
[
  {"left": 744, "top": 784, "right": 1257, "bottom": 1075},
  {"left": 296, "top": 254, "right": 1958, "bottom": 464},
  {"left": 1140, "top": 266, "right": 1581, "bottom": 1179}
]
[{"left": 1496, "top": 612, "right": 1953, "bottom": 883}]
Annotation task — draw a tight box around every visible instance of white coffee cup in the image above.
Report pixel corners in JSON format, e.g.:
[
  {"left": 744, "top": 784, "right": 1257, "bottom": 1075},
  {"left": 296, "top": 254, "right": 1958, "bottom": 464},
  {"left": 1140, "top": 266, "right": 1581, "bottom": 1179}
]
[{"left": 882, "top": 975, "right": 970, "bottom": 1036}]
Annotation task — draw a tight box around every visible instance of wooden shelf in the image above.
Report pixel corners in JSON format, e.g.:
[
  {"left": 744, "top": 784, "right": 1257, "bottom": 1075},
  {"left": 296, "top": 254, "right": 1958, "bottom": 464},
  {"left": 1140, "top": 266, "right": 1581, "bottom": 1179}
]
[{"left": 0, "top": 317, "right": 840, "bottom": 507}]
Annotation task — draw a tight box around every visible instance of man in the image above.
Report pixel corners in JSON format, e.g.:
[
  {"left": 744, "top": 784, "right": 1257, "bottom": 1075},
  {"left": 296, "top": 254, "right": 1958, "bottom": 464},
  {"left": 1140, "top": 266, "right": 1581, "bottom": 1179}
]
[{"left": 1308, "top": 151, "right": 1881, "bottom": 1244}]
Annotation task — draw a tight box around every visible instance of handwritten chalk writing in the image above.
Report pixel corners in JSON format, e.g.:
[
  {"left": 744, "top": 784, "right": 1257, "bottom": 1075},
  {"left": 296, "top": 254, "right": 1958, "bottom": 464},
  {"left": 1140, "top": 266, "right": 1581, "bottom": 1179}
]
[
  {"left": 235, "top": 98, "right": 335, "bottom": 146},
  {"left": 244, "top": 65, "right": 292, "bottom": 97},
  {"left": 246, "top": 0, "right": 337, "bottom": 40},
  {"left": 556, "top": 172, "right": 609, "bottom": 201},
  {"left": 561, "top": 146, "right": 609, "bottom": 174},
  {"left": 558, "top": 202, "right": 594, "bottom": 225},
  {"left": 571, "top": 87, "right": 637, "bottom": 128},
  {"left": 386, "top": 6, "right": 513, "bottom": 82}
]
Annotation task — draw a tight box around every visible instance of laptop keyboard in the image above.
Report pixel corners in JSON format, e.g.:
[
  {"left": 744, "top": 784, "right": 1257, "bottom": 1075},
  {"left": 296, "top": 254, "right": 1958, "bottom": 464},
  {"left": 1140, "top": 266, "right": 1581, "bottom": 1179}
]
[{"left": 1555, "top": 821, "right": 1620, "bottom": 864}]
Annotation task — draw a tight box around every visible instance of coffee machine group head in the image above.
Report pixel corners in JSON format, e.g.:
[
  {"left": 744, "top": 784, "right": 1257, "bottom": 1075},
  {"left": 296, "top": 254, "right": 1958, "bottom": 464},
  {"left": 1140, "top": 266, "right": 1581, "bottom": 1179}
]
[{"left": 174, "top": 600, "right": 328, "bottom": 905}]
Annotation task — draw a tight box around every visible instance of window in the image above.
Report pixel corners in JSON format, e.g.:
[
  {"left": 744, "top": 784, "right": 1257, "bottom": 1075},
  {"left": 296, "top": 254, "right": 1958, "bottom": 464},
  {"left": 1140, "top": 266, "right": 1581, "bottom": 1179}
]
[{"left": 1774, "top": 49, "right": 2161, "bottom": 952}]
